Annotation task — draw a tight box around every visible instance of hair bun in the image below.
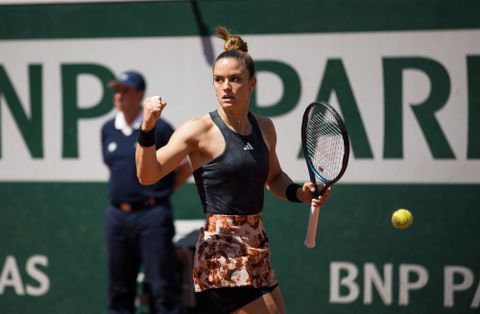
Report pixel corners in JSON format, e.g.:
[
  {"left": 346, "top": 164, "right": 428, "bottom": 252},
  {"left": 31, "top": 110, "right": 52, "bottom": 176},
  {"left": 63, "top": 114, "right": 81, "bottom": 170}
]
[{"left": 215, "top": 26, "right": 248, "bottom": 53}]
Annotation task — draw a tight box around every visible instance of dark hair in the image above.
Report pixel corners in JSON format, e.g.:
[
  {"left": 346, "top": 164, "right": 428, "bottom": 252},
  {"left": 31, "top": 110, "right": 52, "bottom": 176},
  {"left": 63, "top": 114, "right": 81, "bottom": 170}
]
[{"left": 214, "top": 26, "right": 255, "bottom": 78}]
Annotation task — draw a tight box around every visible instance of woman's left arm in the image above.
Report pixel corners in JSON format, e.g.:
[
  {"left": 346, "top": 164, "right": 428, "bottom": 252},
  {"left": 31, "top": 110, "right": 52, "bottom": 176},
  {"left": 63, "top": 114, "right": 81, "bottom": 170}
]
[{"left": 261, "top": 116, "right": 331, "bottom": 205}]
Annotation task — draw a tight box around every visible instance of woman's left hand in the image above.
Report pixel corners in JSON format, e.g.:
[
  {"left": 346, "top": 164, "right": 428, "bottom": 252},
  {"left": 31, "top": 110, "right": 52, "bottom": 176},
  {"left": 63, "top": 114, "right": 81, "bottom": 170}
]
[{"left": 298, "top": 182, "right": 332, "bottom": 207}]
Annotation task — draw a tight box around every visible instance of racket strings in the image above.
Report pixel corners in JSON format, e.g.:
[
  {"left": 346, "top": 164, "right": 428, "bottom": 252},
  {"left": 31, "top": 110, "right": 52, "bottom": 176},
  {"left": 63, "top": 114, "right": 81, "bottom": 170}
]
[{"left": 306, "top": 109, "right": 345, "bottom": 182}]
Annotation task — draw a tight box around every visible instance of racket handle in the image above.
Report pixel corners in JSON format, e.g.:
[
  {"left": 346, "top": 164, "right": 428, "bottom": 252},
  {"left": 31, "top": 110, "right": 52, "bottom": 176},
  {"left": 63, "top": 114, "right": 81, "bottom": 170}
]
[{"left": 304, "top": 201, "right": 321, "bottom": 248}]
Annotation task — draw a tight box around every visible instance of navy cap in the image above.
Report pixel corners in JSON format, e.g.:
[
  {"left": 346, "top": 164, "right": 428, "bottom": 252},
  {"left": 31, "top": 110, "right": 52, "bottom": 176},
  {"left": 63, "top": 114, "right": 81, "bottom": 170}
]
[{"left": 108, "top": 70, "right": 146, "bottom": 91}]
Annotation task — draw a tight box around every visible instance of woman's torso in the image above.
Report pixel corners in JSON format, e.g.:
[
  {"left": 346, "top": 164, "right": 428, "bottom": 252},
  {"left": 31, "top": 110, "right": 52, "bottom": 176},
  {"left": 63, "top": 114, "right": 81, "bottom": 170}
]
[{"left": 192, "top": 110, "right": 270, "bottom": 215}]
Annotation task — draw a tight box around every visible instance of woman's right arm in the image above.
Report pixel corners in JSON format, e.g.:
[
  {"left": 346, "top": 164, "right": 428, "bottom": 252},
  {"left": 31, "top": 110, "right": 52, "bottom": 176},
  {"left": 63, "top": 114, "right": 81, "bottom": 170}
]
[
  {"left": 136, "top": 127, "right": 191, "bottom": 185},
  {"left": 135, "top": 96, "right": 196, "bottom": 185}
]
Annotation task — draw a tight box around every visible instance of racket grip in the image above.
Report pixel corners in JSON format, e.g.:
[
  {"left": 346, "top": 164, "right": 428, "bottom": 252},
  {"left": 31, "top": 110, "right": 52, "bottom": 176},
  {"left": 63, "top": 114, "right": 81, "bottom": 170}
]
[{"left": 304, "top": 201, "right": 321, "bottom": 248}]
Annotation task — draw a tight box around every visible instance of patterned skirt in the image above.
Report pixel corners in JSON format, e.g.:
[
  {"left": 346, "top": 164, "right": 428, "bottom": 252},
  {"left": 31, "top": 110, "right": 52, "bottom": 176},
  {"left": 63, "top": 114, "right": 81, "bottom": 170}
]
[{"left": 193, "top": 213, "right": 278, "bottom": 292}]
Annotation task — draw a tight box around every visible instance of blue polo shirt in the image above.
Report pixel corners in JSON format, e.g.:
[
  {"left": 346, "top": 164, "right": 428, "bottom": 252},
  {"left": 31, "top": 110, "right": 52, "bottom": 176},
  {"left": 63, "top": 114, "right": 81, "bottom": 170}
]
[{"left": 101, "top": 112, "right": 175, "bottom": 203}]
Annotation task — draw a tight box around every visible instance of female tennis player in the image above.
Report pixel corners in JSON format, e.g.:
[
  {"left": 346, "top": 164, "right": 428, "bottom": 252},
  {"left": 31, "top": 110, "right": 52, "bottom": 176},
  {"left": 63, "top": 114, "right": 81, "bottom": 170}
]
[{"left": 136, "top": 26, "right": 331, "bottom": 314}]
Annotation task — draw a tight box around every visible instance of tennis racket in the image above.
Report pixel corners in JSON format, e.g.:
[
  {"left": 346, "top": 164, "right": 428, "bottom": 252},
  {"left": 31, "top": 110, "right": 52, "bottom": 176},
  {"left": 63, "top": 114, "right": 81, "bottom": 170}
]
[{"left": 302, "top": 101, "right": 350, "bottom": 248}]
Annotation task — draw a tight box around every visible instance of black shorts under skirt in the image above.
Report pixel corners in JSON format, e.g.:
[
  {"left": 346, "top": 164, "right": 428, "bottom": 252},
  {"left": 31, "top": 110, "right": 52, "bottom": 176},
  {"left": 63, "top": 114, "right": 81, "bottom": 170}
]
[{"left": 197, "top": 283, "right": 279, "bottom": 314}]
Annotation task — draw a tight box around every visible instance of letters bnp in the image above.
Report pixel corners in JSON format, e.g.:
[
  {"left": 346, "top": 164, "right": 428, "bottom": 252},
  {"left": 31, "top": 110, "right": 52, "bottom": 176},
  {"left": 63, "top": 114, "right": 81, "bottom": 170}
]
[{"left": 330, "top": 262, "right": 480, "bottom": 308}]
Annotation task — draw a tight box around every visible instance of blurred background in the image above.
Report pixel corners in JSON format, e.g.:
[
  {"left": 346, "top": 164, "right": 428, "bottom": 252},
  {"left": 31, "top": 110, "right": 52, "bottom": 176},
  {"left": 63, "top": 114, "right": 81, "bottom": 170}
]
[{"left": 0, "top": 0, "right": 479, "bottom": 313}]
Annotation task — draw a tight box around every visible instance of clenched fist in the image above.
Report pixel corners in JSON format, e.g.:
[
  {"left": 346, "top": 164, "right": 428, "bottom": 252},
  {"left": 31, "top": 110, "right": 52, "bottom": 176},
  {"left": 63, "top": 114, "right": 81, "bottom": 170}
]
[{"left": 142, "top": 96, "right": 167, "bottom": 130}]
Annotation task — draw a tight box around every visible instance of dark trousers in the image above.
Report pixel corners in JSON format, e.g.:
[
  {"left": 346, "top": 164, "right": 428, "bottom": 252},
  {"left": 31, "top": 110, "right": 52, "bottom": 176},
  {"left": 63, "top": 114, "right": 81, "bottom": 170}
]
[{"left": 106, "top": 200, "right": 182, "bottom": 314}]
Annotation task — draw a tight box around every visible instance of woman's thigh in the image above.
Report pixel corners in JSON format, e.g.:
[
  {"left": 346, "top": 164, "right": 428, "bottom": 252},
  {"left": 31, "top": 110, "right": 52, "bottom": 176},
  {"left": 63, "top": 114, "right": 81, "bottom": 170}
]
[{"left": 232, "top": 286, "right": 287, "bottom": 314}]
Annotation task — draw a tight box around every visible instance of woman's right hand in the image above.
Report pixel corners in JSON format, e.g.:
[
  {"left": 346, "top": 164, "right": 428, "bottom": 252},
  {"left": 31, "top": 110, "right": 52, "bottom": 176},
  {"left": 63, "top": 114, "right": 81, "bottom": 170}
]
[{"left": 142, "top": 96, "right": 167, "bottom": 130}]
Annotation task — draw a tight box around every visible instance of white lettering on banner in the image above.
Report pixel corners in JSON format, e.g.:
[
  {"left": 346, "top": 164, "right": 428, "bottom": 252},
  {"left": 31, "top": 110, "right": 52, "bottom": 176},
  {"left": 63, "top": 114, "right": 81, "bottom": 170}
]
[
  {"left": 330, "top": 262, "right": 360, "bottom": 303},
  {"left": 330, "top": 262, "right": 480, "bottom": 308},
  {"left": 472, "top": 281, "right": 480, "bottom": 308},
  {"left": 444, "top": 266, "right": 480, "bottom": 308},
  {"left": 0, "top": 256, "right": 25, "bottom": 295},
  {"left": 364, "top": 263, "right": 392, "bottom": 305},
  {"left": 25, "top": 255, "right": 49, "bottom": 296},
  {"left": 0, "top": 30, "right": 479, "bottom": 182},
  {"left": 444, "top": 266, "right": 473, "bottom": 307},
  {"left": 398, "top": 264, "right": 429, "bottom": 305},
  {"left": 0, "top": 255, "right": 49, "bottom": 296}
]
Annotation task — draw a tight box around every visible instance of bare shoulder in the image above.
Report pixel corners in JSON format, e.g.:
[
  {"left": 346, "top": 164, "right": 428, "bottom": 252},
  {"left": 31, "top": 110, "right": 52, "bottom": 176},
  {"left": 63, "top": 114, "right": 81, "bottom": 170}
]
[
  {"left": 252, "top": 113, "right": 275, "bottom": 135},
  {"left": 173, "top": 114, "right": 214, "bottom": 141},
  {"left": 175, "top": 113, "right": 221, "bottom": 168},
  {"left": 176, "top": 114, "right": 212, "bottom": 133},
  {"left": 251, "top": 113, "right": 277, "bottom": 149}
]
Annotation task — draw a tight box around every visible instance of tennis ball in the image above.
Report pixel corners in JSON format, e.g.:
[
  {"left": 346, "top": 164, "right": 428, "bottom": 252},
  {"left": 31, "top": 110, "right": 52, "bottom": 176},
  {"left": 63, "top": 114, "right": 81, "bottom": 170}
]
[{"left": 391, "top": 209, "right": 413, "bottom": 229}]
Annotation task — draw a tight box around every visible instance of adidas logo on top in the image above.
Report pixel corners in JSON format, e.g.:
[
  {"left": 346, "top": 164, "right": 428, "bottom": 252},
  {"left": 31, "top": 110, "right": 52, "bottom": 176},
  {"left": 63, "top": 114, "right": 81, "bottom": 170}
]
[{"left": 243, "top": 142, "right": 254, "bottom": 151}]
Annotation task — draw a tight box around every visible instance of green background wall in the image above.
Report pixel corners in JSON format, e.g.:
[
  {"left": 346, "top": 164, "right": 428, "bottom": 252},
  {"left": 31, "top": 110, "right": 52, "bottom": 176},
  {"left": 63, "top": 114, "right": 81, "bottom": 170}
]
[{"left": 1, "top": 1, "right": 479, "bottom": 313}]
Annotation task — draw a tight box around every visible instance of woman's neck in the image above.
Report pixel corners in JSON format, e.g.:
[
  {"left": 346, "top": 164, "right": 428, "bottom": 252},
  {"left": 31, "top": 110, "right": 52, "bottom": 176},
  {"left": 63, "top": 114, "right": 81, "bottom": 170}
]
[{"left": 217, "top": 107, "right": 251, "bottom": 135}]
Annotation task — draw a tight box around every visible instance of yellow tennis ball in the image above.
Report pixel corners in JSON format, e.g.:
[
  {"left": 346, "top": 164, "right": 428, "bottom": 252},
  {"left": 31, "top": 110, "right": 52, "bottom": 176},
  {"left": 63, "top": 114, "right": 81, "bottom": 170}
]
[{"left": 391, "top": 209, "right": 413, "bottom": 229}]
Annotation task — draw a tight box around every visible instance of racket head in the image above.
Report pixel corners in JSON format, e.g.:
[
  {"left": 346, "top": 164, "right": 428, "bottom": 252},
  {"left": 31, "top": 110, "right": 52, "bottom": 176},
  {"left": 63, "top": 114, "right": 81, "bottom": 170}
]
[{"left": 301, "top": 101, "right": 350, "bottom": 195}]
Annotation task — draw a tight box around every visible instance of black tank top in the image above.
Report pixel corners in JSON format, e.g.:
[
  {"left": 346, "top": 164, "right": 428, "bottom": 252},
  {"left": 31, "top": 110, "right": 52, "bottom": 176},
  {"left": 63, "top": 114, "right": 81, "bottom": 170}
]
[{"left": 193, "top": 110, "right": 270, "bottom": 215}]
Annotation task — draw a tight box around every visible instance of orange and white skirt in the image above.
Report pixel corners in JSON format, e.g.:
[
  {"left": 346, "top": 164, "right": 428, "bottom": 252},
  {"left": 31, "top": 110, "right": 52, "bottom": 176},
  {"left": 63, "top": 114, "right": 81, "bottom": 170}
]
[{"left": 193, "top": 213, "right": 278, "bottom": 292}]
